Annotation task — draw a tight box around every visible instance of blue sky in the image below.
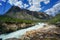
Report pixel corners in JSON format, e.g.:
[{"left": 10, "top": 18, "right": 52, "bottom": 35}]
[
  {"left": 40, "top": 0, "right": 58, "bottom": 11},
  {"left": 0, "top": 0, "right": 60, "bottom": 16},
  {"left": 0, "top": 0, "right": 12, "bottom": 15}
]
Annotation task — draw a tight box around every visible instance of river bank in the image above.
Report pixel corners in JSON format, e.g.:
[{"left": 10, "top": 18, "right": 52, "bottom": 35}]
[{"left": 0, "top": 22, "right": 35, "bottom": 34}]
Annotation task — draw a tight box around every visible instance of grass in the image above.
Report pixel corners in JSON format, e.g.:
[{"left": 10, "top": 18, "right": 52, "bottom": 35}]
[{"left": 0, "top": 15, "right": 36, "bottom": 24}]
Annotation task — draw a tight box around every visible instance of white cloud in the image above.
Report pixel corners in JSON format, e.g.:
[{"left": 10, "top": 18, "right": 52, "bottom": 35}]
[
  {"left": 27, "top": 0, "right": 41, "bottom": 11},
  {"left": 2, "top": 0, "right": 6, "bottom": 2},
  {"left": 8, "top": 0, "right": 50, "bottom": 11},
  {"left": 14, "top": 1, "right": 24, "bottom": 8},
  {"left": 45, "top": 2, "right": 60, "bottom": 16},
  {"left": 28, "top": 0, "right": 32, "bottom": 5},
  {"left": 8, "top": 0, "right": 18, "bottom": 5},
  {"left": 0, "top": 3, "right": 2, "bottom": 5},
  {"left": 23, "top": 4, "right": 29, "bottom": 8},
  {"left": 27, "top": 0, "right": 50, "bottom": 11},
  {"left": 43, "top": 0, "right": 50, "bottom": 4},
  {"left": 28, "top": 5, "right": 41, "bottom": 11},
  {"left": 8, "top": 0, "right": 28, "bottom": 8}
]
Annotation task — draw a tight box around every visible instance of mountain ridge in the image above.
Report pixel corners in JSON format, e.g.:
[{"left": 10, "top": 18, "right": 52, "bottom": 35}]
[{"left": 5, "top": 6, "right": 50, "bottom": 20}]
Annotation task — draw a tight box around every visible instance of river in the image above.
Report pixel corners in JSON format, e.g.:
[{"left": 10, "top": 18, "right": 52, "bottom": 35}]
[{"left": 0, "top": 23, "right": 47, "bottom": 40}]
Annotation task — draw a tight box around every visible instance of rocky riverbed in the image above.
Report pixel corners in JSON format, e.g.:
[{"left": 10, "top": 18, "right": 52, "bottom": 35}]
[
  {"left": 6, "top": 25, "right": 60, "bottom": 40},
  {"left": 22, "top": 26, "right": 60, "bottom": 40}
]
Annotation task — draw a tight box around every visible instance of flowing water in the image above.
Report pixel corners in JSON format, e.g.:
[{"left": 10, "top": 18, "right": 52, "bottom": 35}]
[{"left": 0, "top": 23, "right": 47, "bottom": 40}]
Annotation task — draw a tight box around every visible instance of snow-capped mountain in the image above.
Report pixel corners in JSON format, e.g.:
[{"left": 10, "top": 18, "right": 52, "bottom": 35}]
[{"left": 0, "top": 0, "right": 60, "bottom": 16}]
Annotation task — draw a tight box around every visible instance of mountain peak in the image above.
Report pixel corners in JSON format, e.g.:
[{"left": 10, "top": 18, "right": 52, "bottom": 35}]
[{"left": 5, "top": 6, "right": 50, "bottom": 20}]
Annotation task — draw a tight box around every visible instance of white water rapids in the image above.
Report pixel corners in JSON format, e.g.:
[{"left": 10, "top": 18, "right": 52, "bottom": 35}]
[{"left": 0, "top": 23, "right": 47, "bottom": 40}]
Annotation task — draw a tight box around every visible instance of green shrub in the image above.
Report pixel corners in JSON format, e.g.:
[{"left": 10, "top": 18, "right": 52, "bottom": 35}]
[
  {"left": 0, "top": 15, "right": 35, "bottom": 24},
  {"left": 47, "top": 13, "right": 60, "bottom": 24}
]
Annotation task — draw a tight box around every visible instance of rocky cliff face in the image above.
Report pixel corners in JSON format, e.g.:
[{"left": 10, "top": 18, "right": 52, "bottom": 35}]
[{"left": 5, "top": 6, "right": 50, "bottom": 20}]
